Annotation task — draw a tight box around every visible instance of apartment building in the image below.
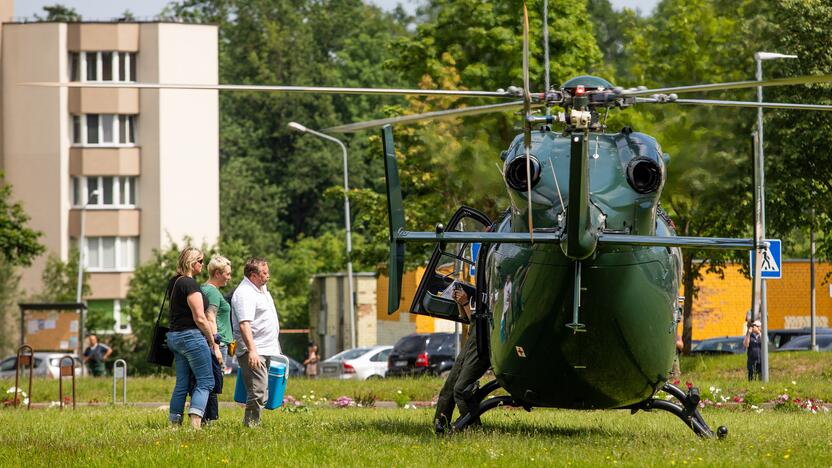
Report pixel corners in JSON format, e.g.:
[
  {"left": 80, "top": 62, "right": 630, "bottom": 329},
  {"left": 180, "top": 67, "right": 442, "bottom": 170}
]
[{"left": 0, "top": 1, "right": 219, "bottom": 333}]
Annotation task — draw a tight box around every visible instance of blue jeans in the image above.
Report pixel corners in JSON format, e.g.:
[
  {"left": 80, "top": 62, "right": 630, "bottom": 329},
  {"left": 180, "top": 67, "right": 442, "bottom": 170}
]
[{"left": 167, "top": 328, "right": 214, "bottom": 421}]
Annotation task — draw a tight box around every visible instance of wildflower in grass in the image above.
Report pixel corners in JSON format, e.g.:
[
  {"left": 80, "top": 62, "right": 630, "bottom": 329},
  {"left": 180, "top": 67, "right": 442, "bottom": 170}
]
[
  {"left": 685, "top": 381, "right": 693, "bottom": 389},
  {"left": 333, "top": 396, "right": 353, "bottom": 408}
]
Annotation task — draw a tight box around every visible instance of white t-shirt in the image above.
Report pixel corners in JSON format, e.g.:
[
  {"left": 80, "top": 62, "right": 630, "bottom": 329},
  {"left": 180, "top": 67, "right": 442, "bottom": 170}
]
[{"left": 231, "top": 276, "right": 281, "bottom": 357}]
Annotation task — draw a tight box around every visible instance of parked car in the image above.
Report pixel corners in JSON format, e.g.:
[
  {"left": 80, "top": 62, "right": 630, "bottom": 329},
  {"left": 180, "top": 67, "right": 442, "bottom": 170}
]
[
  {"left": 768, "top": 327, "right": 832, "bottom": 349},
  {"left": 224, "top": 355, "right": 305, "bottom": 377},
  {"left": 775, "top": 334, "right": 832, "bottom": 352},
  {"left": 0, "top": 353, "right": 82, "bottom": 379},
  {"left": 318, "top": 346, "right": 393, "bottom": 380},
  {"left": 690, "top": 336, "right": 745, "bottom": 355},
  {"left": 386, "top": 333, "right": 457, "bottom": 377}
]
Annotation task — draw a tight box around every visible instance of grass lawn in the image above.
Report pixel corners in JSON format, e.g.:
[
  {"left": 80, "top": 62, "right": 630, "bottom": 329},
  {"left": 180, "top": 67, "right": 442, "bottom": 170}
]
[
  {"left": 0, "top": 352, "right": 830, "bottom": 466},
  {"left": 0, "top": 405, "right": 830, "bottom": 467}
]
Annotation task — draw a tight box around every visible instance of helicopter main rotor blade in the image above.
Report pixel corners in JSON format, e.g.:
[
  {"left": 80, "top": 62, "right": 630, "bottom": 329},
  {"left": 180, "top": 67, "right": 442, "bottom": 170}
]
[
  {"left": 23, "top": 81, "right": 515, "bottom": 99},
  {"left": 622, "top": 74, "right": 832, "bottom": 97},
  {"left": 637, "top": 97, "right": 832, "bottom": 111},
  {"left": 323, "top": 101, "right": 531, "bottom": 133},
  {"left": 522, "top": 2, "right": 534, "bottom": 243}
]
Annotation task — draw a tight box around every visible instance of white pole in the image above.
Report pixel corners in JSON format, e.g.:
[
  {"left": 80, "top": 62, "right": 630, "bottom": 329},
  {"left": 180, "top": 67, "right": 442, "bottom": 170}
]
[
  {"left": 288, "top": 124, "right": 356, "bottom": 349},
  {"left": 754, "top": 52, "right": 797, "bottom": 381}
]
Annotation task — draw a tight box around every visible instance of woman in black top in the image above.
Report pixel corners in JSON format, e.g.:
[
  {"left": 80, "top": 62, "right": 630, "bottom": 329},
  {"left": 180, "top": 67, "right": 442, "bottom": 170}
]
[{"left": 165, "top": 247, "right": 222, "bottom": 429}]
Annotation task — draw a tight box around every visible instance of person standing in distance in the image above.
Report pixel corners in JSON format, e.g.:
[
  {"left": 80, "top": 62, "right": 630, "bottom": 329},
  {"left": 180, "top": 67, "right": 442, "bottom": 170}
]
[
  {"left": 231, "top": 257, "right": 281, "bottom": 427},
  {"left": 83, "top": 334, "right": 112, "bottom": 377},
  {"left": 744, "top": 320, "right": 763, "bottom": 381}
]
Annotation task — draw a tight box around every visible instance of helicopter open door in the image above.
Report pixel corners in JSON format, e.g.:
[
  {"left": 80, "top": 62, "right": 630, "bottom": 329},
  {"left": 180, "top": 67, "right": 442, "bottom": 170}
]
[{"left": 410, "top": 206, "right": 492, "bottom": 324}]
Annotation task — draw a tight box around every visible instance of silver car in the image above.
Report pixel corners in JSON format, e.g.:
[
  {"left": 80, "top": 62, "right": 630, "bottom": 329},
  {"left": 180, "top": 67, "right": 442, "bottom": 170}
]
[{"left": 0, "top": 353, "right": 82, "bottom": 379}]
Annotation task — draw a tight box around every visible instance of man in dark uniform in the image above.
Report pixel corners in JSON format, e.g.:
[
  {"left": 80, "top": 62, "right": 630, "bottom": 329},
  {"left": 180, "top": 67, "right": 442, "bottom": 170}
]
[{"left": 433, "top": 288, "right": 490, "bottom": 434}]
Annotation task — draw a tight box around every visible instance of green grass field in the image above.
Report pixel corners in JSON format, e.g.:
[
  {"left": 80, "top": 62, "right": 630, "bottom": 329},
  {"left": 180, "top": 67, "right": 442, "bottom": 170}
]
[{"left": 1, "top": 352, "right": 830, "bottom": 467}]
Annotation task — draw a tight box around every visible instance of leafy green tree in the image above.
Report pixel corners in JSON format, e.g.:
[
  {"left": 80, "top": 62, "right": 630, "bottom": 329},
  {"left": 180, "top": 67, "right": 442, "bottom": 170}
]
[
  {"left": 0, "top": 175, "right": 44, "bottom": 267},
  {"left": 748, "top": 0, "right": 832, "bottom": 263},
  {"left": 34, "top": 4, "right": 82, "bottom": 22},
  {"left": 35, "top": 248, "right": 90, "bottom": 302},
  {"left": 0, "top": 257, "right": 21, "bottom": 356},
  {"left": 352, "top": 0, "right": 606, "bottom": 269},
  {"left": 604, "top": 0, "right": 756, "bottom": 353}
]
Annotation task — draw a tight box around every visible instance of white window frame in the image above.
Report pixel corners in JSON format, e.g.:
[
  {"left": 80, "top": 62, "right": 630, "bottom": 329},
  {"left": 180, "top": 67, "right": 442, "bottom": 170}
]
[
  {"left": 84, "top": 237, "right": 138, "bottom": 272},
  {"left": 72, "top": 176, "right": 139, "bottom": 209},
  {"left": 74, "top": 51, "right": 136, "bottom": 83},
  {"left": 113, "top": 300, "right": 132, "bottom": 334},
  {"left": 71, "top": 114, "right": 137, "bottom": 147}
]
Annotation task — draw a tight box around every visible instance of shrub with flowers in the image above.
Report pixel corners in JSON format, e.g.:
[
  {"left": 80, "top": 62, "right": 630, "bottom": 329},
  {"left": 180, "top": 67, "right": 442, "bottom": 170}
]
[
  {"left": 333, "top": 396, "right": 354, "bottom": 408},
  {"left": 3, "top": 387, "right": 29, "bottom": 407},
  {"left": 393, "top": 389, "right": 409, "bottom": 408}
]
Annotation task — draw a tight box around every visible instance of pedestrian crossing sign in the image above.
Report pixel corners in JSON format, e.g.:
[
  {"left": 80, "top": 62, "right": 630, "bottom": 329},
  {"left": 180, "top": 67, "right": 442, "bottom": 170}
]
[{"left": 750, "top": 239, "right": 782, "bottom": 279}]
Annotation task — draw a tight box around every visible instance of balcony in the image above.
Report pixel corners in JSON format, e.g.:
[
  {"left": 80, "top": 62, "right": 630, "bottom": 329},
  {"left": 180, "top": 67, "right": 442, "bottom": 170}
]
[
  {"left": 69, "top": 147, "right": 140, "bottom": 176},
  {"left": 68, "top": 87, "right": 139, "bottom": 115},
  {"left": 68, "top": 209, "right": 140, "bottom": 238},
  {"left": 88, "top": 272, "right": 133, "bottom": 299},
  {"left": 67, "top": 23, "right": 139, "bottom": 52}
]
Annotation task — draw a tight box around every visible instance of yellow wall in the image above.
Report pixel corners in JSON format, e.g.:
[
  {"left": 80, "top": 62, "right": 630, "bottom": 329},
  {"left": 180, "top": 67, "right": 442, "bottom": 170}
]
[
  {"left": 377, "top": 268, "right": 456, "bottom": 334},
  {"left": 691, "top": 261, "right": 832, "bottom": 339}
]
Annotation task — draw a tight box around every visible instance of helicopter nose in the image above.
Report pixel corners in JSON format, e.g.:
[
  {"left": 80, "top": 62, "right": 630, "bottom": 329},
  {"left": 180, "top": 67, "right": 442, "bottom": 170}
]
[{"left": 505, "top": 155, "right": 542, "bottom": 192}]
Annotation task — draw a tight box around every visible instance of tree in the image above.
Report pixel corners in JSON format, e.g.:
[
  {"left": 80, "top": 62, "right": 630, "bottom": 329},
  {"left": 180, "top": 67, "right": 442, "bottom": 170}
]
[
  {"left": 351, "top": 0, "right": 606, "bottom": 269},
  {"left": 748, "top": 0, "right": 832, "bottom": 262},
  {"left": 34, "top": 4, "right": 82, "bottom": 22},
  {"left": 35, "top": 248, "right": 90, "bottom": 303},
  {"left": 0, "top": 175, "right": 44, "bottom": 267},
  {"left": 608, "top": 0, "right": 756, "bottom": 353}
]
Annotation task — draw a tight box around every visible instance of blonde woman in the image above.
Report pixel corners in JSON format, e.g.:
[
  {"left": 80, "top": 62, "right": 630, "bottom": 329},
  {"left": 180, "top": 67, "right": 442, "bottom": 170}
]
[{"left": 165, "top": 247, "right": 220, "bottom": 429}]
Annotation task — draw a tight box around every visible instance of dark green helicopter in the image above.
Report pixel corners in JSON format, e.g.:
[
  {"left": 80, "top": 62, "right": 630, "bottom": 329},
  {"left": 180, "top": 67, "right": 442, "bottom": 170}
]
[
  {"left": 323, "top": 6, "right": 832, "bottom": 438},
  {"left": 33, "top": 3, "right": 832, "bottom": 440}
]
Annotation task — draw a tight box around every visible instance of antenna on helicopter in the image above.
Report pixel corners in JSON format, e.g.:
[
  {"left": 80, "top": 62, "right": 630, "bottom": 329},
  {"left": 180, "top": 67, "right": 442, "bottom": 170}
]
[{"left": 522, "top": 3, "right": 534, "bottom": 243}]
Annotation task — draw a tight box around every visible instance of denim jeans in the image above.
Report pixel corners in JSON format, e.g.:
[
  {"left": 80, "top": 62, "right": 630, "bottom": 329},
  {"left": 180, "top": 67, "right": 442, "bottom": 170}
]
[{"left": 167, "top": 328, "right": 214, "bottom": 422}]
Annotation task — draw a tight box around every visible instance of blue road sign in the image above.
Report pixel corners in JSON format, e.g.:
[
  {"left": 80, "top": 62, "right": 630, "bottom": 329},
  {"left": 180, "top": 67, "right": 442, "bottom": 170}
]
[
  {"left": 469, "top": 243, "right": 481, "bottom": 277},
  {"left": 750, "top": 238, "right": 782, "bottom": 279}
]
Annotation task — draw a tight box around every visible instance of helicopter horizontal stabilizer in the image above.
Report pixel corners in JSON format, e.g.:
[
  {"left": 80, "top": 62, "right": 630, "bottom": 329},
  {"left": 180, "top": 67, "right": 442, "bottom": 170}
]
[
  {"left": 597, "top": 234, "right": 754, "bottom": 250},
  {"left": 382, "top": 125, "right": 406, "bottom": 314}
]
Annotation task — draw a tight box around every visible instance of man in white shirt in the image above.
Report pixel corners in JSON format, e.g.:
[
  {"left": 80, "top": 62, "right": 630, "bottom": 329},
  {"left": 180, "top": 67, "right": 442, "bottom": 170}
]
[{"left": 231, "top": 257, "right": 280, "bottom": 427}]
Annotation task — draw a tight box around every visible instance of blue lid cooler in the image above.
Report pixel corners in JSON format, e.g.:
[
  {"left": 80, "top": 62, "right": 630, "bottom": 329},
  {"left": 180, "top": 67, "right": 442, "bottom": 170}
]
[{"left": 233, "top": 355, "right": 289, "bottom": 410}]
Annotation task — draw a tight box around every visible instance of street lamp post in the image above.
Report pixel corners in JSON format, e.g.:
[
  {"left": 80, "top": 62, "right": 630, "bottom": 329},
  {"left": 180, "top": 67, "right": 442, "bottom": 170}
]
[
  {"left": 754, "top": 51, "right": 797, "bottom": 382},
  {"left": 288, "top": 122, "right": 356, "bottom": 350},
  {"left": 76, "top": 189, "right": 99, "bottom": 377}
]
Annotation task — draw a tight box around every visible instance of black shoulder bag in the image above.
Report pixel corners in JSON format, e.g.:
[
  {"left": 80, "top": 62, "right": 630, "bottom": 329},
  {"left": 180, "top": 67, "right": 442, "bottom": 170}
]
[{"left": 146, "top": 276, "right": 181, "bottom": 367}]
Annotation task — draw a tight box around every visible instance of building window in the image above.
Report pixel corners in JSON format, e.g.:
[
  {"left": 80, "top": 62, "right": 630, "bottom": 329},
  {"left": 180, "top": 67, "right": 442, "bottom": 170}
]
[
  {"left": 87, "top": 299, "right": 131, "bottom": 334},
  {"left": 72, "top": 114, "right": 136, "bottom": 146},
  {"left": 84, "top": 237, "right": 138, "bottom": 272},
  {"left": 69, "top": 51, "right": 136, "bottom": 82},
  {"left": 72, "top": 176, "right": 138, "bottom": 208}
]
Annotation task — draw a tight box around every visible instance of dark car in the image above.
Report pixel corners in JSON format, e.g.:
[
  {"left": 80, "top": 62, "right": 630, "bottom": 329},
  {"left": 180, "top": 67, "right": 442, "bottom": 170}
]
[
  {"left": 775, "top": 334, "right": 832, "bottom": 352},
  {"left": 768, "top": 327, "right": 832, "bottom": 349},
  {"left": 386, "top": 333, "right": 457, "bottom": 377},
  {"left": 690, "top": 336, "right": 745, "bottom": 355}
]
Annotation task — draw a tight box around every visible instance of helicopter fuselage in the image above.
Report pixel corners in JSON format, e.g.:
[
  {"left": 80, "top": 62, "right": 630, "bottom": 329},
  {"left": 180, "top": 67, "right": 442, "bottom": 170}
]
[{"left": 487, "top": 129, "right": 682, "bottom": 408}]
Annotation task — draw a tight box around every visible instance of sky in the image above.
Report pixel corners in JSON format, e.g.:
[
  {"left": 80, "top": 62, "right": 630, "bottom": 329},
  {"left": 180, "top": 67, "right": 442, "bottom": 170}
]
[{"left": 14, "top": 0, "right": 660, "bottom": 21}]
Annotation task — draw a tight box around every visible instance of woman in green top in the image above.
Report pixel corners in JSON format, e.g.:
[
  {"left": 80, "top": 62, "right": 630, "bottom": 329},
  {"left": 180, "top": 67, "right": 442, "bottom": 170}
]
[{"left": 194, "top": 255, "right": 232, "bottom": 422}]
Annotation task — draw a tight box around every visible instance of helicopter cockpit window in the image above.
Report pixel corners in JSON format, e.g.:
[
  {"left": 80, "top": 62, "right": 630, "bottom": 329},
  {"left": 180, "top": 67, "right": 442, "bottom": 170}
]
[{"left": 410, "top": 207, "right": 491, "bottom": 323}]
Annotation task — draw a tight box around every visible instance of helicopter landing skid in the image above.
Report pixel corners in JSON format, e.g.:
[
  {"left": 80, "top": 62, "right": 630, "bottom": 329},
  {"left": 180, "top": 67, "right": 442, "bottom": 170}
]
[
  {"left": 632, "top": 383, "right": 728, "bottom": 439},
  {"left": 451, "top": 379, "right": 530, "bottom": 432}
]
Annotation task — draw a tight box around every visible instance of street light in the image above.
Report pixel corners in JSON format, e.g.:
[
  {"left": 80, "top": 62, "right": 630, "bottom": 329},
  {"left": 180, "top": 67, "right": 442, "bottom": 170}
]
[
  {"left": 76, "top": 188, "right": 99, "bottom": 377},
  {"left": 288, "top": 122, "right": 356, "bottom": 350},
  {"left": 76, "top": 189, "right": 100, "bottom": 302},
  {"left": 754, "top": 51, "right": 797, "bottom": 382}
]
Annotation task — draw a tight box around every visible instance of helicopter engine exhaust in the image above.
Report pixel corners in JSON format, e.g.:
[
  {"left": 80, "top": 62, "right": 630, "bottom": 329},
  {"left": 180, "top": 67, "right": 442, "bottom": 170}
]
[
  {"left": 505, "top": 155, "right": 541, "bottom": 192},
  {"left": 626, "top": 158, "right": 663, "bottom": 194}
]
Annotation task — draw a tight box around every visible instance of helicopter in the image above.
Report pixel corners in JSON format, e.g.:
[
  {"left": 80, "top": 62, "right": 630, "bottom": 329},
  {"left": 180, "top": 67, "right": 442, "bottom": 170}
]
[{"left": 30, "top": 3, "right": 832, "bottom": 440}]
